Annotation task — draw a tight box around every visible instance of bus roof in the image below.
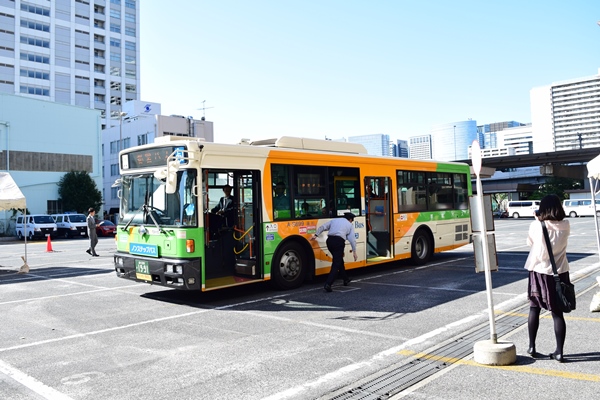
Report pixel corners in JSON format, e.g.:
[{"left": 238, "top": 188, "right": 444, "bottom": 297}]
[{"left": 248, "top": 136, "right": 367, "bottom": 154}]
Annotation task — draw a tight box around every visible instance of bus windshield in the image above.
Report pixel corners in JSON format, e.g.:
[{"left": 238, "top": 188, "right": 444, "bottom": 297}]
[{"left": 120, "top": 169, "right": 198, "bottom": 227}]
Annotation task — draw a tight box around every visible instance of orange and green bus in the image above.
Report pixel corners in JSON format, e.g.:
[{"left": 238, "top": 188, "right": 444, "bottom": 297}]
[{"left": 114, "top": 136, "right": 472, "bottom": 291}]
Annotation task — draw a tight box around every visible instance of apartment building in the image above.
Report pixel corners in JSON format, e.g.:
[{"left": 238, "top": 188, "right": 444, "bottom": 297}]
[{"left": 0, "top": 0, "right": 140, "bottom": 129}]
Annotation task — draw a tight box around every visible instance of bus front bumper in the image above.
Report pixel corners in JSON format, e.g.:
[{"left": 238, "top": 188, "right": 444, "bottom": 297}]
[{"left": 114, "top": 253, "right": 201, "bottom": 290}]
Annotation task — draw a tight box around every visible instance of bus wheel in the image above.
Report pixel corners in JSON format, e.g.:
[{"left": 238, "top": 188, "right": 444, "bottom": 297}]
[
  {"left": 411, "top": 229, "right": 432, "bottom": 265},
  {"left": 271, "top": 242, "right": 307, "bottom": 289}
]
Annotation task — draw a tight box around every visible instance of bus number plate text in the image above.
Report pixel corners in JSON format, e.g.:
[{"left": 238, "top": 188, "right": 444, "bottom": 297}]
[{"left": 135, "top": 260, "right": 151, "bottom": 281}]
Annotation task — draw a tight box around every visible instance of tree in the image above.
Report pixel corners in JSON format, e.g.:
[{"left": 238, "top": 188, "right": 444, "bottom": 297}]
[
  {"left": 57, "top": 171, "right": 102, "bottom": 213},
  {"left": 530, "top": 177, "right": 583, "bottom": 200}
]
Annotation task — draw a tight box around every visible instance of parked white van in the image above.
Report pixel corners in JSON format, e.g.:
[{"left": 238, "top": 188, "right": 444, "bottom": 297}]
[
  {"left": 506, "top": 200, "right": 540, "bottom": 219},
  {"left": 15, "top": 214, "right": 58, "bottom": 240},
  {"left": 562, "top": 199, "right": 600, "bottom": 218},
  {"left": 52, "top": 213, "right": 88, "bottom": 238}
]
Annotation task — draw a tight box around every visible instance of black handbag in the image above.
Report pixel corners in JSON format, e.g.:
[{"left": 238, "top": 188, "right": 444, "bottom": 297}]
[{"left": 540, "top": 221, "right": 576, "bottom": 313}]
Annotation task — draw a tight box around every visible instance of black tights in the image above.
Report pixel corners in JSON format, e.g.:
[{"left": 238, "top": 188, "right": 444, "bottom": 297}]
[{"left": 528, "top": 306, "right": 566, "bottom": 355}]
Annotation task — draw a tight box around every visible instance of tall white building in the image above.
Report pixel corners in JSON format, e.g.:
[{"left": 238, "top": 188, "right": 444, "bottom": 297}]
[
  {"left": 531, "top": 68, "right": 600, "bottom": 153},
  {"left": 0, "top": 0, "right": 140, "bottom": 129},
  {"left": 408, "top": 135, "right": 432, "bottom": 160}
]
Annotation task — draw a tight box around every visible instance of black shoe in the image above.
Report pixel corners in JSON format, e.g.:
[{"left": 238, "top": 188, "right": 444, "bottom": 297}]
[
  {"left": 93, "top": 254, "right": 99, "bottom": 257},
  {"left": 86, "top": 249, "right": 92, "bottom": 255},
  {"left": 526, "top": 346, "right": 537, "bottom": 357},
  {"left": 324, "top": 284, "right": 332, "bottom": 292},
  {"left": 549, "top": 352, "right": 564, "bottom": 363},
  {"left": 343, "top": 278, "right": 352, "bottom": 286}
]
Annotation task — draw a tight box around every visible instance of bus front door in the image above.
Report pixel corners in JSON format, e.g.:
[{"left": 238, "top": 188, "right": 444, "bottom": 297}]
[{"left": 365, "top": 177, "right": 392, "bottom": 260}]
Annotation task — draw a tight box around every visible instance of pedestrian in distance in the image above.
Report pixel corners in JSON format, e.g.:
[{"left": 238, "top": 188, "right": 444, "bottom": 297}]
[
  {"left": 524, "top": 194, "right": 571, "bottom": 362},
  {"left": 86, "top": 207, "right": 99, "bottom": 257},
  {"left": 311, "top": 212, "right": 358, "bottom": 292}
]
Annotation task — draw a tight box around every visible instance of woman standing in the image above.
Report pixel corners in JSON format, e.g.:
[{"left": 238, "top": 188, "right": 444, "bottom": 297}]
[{"left": 525, "top": 194, "right": 571, "bottom": 362}]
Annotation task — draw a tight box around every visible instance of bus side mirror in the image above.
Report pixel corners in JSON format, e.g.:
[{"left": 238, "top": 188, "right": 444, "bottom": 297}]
[{"left": 154, "top": 166, "right": 178, "bottom": 194}]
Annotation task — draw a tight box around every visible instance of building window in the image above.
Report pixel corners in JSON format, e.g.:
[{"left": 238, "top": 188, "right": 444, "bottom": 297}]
[
  {"left": 110, "top": 141, "right": 119, "bottom": 154},
  {"left": 20, "top": 68, "right": 49, "bottom": 80},
  {"left": 110, "top": 81, "right": 121, "bottom": 90},
  {"left": 125, "top": 83, "right": 136, "bottom": 93},
  {"left": 111, "top": 187, "right": 119, "bottom": 199},
  {"left": 125, "top": 0, "right": 136, "bottom": 9},
  {"left": 111, "top": 0, "right": 121, "bottom": 4},
  {"left": 110, "top": 9, "right": 121, "bottom": 19},
  {"left": 20, "top": 85, "right": 50, "bottom": 96},
  {"left": 47, "top": 200, "right": 61, "bottom": 215},
  {"left": 110, "top": 164, "right": 119, "bottom": 176},
  {"left": 20, "top": 35, "right": 50, "bottom": 48},
  {"left": 125, "top": 13, "right": 135, "bottom": 23},
  {"left": 125, "top": 41, "right": 136, "bottom": 51},
  {"left": 137, "top": 133, "right": 148, "bottom": 145},
  {"left": 20, "top": 19, "right": 50, "bottom": 33},
  {"left": 110, "top": 52, "right": 121, "bottom": 62},
  {"left": 110, "top": 38, "right": 121, "bottom": 47},
  {"left": 94, "top": 20, "right": 105, "bottom": 29},
  {"left": 94, "top": 64, "right": 105, "bottom": 73},
  {"left": 94, "top": 94, "right": 105, "bottom": 103},
  {"left": 21, "top": 2, "right": 50, "bottom": 17},
  {"left": 122, "top": 137, "right": 130, "bottom": 149},
  {"left": 110, "top": 24, "right": 121, "bottom": 34},
  {"left": 19, "top": 52, "right": 50, "bottom": 64},
  {"left": 125, "top": 27, "right": 136, "bottom": 37}
]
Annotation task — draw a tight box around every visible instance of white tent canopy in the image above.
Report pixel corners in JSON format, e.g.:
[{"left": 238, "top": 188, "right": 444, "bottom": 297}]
[
  {"left": 587, "top": 154, "right": 600, "bottom": 262},
  {"left": 0, "top": 172, "right": 26, "bottom": 210}
]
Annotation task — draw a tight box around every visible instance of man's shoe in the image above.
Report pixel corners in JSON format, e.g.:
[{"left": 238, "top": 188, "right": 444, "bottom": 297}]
[
  {"left": 343, "top": 278, "right": 352, "bottom": 286},
  {"left": 93, "top": 254, "right": 99, "bottom": 257},
  {"left": 86, "top": 249, "right": 92, "bottom": 255},
  {"left": 324, "top": 284, "right": 332, "bottom": 292}
]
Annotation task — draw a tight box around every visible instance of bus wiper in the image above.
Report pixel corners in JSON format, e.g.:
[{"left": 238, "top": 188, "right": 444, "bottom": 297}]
[{"left": 122, "top": 202, "right": 144, "bottom": 231}]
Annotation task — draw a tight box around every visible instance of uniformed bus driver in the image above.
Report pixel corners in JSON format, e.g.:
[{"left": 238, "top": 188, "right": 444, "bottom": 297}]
[{"left": 310, "top": 212, "right": 357, "bottom": 292}]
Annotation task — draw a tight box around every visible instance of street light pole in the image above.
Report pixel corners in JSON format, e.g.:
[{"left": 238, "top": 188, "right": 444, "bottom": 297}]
[
  {"left": 118, "top": 111, "right": 127, "bottom": 154},
  {"left": 453, "top": 125, "right": 457, "bottom": 160}
]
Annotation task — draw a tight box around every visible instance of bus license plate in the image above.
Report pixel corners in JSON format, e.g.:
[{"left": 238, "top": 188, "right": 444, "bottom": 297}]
[{"left": 135, "top": 260, "right": 151, "bottom": 281}]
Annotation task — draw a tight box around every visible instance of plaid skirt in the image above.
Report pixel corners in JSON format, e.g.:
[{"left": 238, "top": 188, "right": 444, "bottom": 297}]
[{"left": 528, "top": 271, "right": 571, "bottom": 312}]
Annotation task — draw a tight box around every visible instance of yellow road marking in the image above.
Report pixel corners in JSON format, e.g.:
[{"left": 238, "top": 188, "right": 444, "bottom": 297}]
[
  {"left": 397, "top": 350, "right": 600, "bottom": 382},
  {"left": 496, "top": 310, "right": 600, "bottom": 322}
]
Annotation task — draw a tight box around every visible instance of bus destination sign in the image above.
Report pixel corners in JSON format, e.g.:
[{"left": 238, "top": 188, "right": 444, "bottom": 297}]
[{"left": 127, "top": 146, "right": 186, "bottom": 169}]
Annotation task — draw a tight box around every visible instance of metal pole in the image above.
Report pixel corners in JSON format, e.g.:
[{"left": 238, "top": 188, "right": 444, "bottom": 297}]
[{"left": 453, "top": 125, "right": 456, "bottom": 160}]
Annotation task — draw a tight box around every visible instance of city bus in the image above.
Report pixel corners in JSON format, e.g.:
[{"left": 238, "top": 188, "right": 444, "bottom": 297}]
[{"left": 113, "top": 136, "right": 472, "bottom": 291}]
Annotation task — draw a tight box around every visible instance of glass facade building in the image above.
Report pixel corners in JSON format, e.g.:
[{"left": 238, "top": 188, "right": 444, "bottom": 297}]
[
  {"left": 430, "top": 120, "right": 477, "bottom": 161},
  {"left": 347, "top": 134, "right": 390, "bottom": 156}
]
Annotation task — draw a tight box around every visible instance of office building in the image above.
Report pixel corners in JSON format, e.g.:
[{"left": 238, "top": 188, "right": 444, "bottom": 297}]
[
  {"left": 531, "top": 68, "right": 600, "bottom": 153},
  {"left": 430, "top": 120, "right": 477, "bottom": 161},
  {"left": 347, "top": 134, "right": 390, "bottom": 156},
  {"left": 408, "top": 135, "right": 432, "bottom": 160},
  {"left": 102, "top": 100, "right": 214, "bottom": 214},
  {"left": 0, "top": 0, "right": 140, "bottom": 129},
  {"left": 397, "top": 139, "right": 408, "bottom": 158}
]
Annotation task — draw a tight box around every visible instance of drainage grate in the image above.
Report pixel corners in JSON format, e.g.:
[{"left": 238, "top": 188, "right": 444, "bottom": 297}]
[{"left": 325, "top": 272, "right": 598, "bottom": 400}]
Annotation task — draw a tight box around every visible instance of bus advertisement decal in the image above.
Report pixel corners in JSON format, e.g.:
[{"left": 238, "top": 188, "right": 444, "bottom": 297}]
[{"left": 130, "top": 243, "right": 159, "bottom": 257}]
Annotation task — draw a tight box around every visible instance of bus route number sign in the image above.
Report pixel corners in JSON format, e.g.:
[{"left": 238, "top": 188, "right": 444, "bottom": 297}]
[{"left": 135, "top": 259, "right": 151, "bottom": 281}]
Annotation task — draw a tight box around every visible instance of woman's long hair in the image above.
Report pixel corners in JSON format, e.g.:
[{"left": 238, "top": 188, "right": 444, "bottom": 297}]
[{"left": 537, "top": 194, "right": 565, "bottom": 221}]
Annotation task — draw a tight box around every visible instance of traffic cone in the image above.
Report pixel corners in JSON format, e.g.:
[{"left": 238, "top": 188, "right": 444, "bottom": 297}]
[{"left": 46, "top": 235, "right": 53, "bottom": 252}]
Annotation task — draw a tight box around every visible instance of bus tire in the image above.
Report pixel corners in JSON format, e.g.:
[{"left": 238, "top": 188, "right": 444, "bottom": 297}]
[
  {"left": 411, "top": 229, "right": 432, "bottom": 265},
  {"left": 271, "top": 242, "right": 307, "bottom": 290}
]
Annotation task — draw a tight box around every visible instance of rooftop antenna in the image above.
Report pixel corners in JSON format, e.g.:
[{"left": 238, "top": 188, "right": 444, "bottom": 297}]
[{"left": 196, "top": 100, "right": 214, "bottom": 121}]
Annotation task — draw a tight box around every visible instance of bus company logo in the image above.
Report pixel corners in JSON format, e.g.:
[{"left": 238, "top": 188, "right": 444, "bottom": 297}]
[
  {"left": 288, "top": 221, "right": 305, "bottom": 227},
  {"left": 354, "top": 221, "right": 364, "bottom": 229},
  {"left": 265, "top": 223, "right": 278, "bottom": 232},
  {"left": 266, "top": 234, "right": 275, "bottom": 241},
  {"left": 299, "top": 227, "right": 307, "bottom": 234}
]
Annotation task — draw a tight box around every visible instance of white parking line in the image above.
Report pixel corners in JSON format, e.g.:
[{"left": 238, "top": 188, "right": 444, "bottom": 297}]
[{"left": 0, "top": 359, "right": 75, "bottom": 400}]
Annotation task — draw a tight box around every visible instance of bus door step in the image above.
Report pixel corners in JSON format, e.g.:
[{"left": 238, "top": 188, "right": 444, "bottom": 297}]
[{"left": 235, "top": 259, "right": 256, "bottom": 275}]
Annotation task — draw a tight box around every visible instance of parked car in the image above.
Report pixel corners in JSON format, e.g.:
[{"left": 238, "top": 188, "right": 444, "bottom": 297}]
[
  {"left": 493, "top": 209, "right": 508, "bottom": 218},
  {"left": 52, "top": 213, "right": 88, "bottom": 238},
  {"left": 96, "top": 220, "right": 116, "bottom": 237},
  {"left": 15, "top": 214, "right": 57, "bottom": 240}
]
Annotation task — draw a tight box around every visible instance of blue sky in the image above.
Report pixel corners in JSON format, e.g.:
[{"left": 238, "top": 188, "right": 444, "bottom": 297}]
[{"left": 140, "top": 1, "right": 600, "bottom": 144}]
